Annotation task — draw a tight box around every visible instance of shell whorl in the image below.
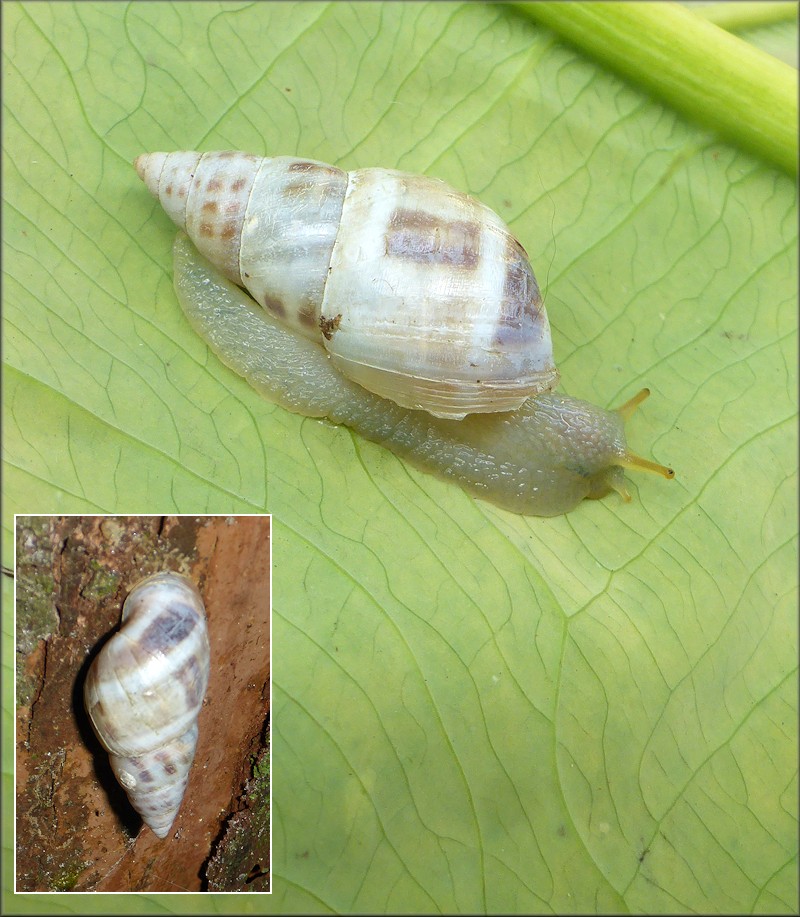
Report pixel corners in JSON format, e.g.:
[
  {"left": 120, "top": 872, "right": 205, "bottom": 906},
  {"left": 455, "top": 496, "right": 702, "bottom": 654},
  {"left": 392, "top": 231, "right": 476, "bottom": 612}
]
[
  {"left": 135, "top": 150, "right": 559, "bottom": 419},
  {"left": 84, "top": 571, "right": 210, "bottom": 839}
]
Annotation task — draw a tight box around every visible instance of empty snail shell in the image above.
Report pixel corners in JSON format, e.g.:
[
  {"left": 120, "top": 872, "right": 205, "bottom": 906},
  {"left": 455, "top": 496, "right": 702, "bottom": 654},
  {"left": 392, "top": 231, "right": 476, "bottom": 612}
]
[
  {"left": 135, "top": 151, "right": 674, "bottom": 515},
  {"left": 83, "top": 572, "right": 210, "bottom": 839}
]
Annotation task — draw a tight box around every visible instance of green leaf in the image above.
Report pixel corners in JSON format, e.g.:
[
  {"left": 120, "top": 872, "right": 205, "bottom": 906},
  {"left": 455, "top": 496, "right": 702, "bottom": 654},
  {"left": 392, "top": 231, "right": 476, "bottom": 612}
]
[{"left": 3, "top": 1, "right": 797, "bottom": 912}]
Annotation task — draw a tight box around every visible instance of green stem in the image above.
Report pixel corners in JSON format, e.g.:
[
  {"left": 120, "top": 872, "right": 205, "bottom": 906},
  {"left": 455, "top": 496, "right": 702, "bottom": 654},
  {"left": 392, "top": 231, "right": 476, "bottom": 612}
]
[
  {"left": 510, "top": 1, "right": 797, "bottom": 175},
  {"left": 692, "top": 2, "right": 798, "bottom": 31}
]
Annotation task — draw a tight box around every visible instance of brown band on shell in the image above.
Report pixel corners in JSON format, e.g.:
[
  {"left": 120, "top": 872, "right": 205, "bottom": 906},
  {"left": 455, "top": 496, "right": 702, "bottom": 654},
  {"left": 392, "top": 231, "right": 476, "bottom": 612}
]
[
  {"left": 220, "top": 220, "right": 238, "bottom": 241},
  {"left": 138, "top": 603, "right": 200, "bottom": 655},
  {"left": 283, "top": 177, "right": 322, "bottom": 198},
  {"left": 493, "top": 236, "right": 544, "bottom": 346},
  {"left": 175, "top": 654, "right": 207, "bottom": 710},
  {"left": 216, "top": 151, "right": 259, "bottom": 162},
  {"left": 298, "top": 302, "right": 319, "bottom": 330},
  {"left": 154, "top": 749, "right": 178, "bottom": 775},
  {"left": 282, "top": 162, "right": 347, "bottom": 200},
  {"left": 287, "top": 159, "right": 342, "bottom": 176},
  {"left": 263, "top": 294, "right": 286, "bottom": 319},
  {"left": 384, "top": 209, "right": 481, "bottom": 269}
]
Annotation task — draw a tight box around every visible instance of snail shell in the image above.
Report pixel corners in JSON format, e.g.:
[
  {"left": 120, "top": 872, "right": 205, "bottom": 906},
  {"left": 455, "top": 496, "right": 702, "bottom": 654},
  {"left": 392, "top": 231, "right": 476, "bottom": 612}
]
[
  {"left": 135, "top": 151, "right": 559, "bottom": 419},
  {"left": 83, "top": 572, "right": 210, "bottom": 839}
]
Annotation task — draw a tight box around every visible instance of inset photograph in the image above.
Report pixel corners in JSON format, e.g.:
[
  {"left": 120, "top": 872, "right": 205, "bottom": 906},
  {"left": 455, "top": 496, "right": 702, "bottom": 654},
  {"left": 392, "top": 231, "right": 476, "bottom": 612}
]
[{"left": 15, "top": 515, "right": 271, "bottom": 893}]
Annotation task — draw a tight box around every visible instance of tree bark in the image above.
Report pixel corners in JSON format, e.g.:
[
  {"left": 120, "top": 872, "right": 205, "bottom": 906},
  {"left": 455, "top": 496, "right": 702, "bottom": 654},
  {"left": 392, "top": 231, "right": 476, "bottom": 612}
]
[{"left": 15, "top": 514, "right": 271, "bottom": 892}]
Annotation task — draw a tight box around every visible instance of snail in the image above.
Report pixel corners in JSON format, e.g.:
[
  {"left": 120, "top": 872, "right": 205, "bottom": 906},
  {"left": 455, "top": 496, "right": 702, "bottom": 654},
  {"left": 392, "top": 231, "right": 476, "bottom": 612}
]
[
  {"left": 83, "top": 572, "right": 210, "bottom": 839},
  {"left": 135, "top": 151, "right": 674, "bottom": 515}
]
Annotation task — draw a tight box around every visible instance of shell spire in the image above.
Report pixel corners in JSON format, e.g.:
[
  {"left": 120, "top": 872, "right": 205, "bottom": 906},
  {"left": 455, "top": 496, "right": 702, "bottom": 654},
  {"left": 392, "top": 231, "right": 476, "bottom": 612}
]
[{"left": 84, "top": 572, "right": 210, "bottom": 839}]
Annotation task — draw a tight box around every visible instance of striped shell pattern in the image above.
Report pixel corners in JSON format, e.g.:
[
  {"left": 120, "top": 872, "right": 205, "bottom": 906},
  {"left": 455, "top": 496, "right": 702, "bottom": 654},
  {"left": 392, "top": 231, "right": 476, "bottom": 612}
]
[
  {"left": 84, "top": 572, "right": 210, "bottom": 839},
  {"left": 135, "top": 151, "right": 559, "bottom": 419}
]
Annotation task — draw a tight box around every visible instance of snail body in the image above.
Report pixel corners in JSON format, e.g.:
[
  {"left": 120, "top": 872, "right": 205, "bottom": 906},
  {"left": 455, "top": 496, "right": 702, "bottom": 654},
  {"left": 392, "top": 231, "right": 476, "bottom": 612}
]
[
  {"left": 135, "top": 151, "right": 558, "bottom": 420},
  {"left": 170, "top": 233, "right": 674, "bottom": 515},
  {"left": 84, "top": 572, "right": 210, "bottom": 839},
  {"left": 135, "top": 150, "right": 673, "bottom": 514}
]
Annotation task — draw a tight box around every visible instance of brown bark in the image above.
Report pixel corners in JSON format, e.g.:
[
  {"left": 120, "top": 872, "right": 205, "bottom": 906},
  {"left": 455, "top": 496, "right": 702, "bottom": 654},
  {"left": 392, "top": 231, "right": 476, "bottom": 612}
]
[{"left": 15, "top": 515, "right": 271, "bottom": 892}]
